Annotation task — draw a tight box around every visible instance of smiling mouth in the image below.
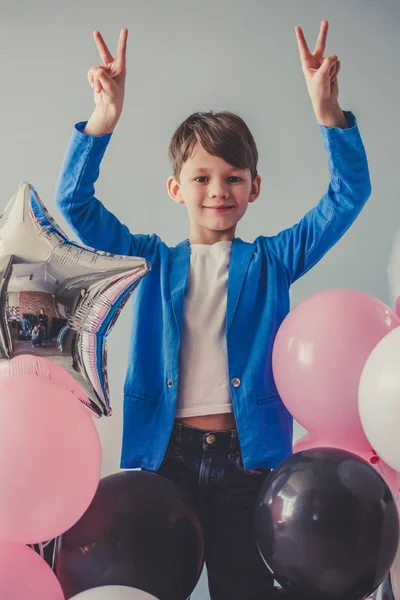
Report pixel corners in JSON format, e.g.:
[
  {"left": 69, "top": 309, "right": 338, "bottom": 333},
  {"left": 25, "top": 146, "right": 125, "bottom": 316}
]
[{"left": 203, "top": 206, "right": 234, "bottom": 211}]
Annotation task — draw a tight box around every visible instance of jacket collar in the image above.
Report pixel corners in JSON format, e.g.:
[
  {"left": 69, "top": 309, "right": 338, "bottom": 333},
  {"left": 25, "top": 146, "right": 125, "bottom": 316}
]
[{"left": 169, "top": 237, "right": 256, "bottom": 336}]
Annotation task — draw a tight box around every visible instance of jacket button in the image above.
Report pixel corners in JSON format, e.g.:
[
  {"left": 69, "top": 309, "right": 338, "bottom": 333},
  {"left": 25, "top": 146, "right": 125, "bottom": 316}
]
[
  {"left": 231, "top": 377, "right": 241, "bottom": 388},
  {"left": 167, "top": 379, "right": 173, "bottom": 388}
]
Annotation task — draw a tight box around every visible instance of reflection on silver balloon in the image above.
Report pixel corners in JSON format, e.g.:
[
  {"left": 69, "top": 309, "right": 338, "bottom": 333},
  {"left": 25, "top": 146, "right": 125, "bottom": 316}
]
[
  {"left": 0, "top": 182, "right": 150, "bottom": 417},
  {"left": 0, "top": 255, "right": 13, "bottom": 358}
]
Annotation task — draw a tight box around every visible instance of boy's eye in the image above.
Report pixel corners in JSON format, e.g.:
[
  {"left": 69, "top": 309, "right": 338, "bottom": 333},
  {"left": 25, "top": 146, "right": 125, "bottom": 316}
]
[{"left": 194, "top": 176, "right": 242, "bottom": 183}]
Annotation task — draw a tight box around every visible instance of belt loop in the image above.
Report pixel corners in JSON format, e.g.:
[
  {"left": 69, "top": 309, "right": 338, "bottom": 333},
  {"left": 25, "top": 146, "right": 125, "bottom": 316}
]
[{"left": 228, "top": 429, "right": 239, "bottom": 459}]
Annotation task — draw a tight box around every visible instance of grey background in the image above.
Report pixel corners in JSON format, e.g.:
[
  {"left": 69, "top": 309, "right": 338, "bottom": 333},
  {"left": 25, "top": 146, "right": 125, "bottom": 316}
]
[{"left": 1, "top": 1, "right": 398, "bottom": 597}]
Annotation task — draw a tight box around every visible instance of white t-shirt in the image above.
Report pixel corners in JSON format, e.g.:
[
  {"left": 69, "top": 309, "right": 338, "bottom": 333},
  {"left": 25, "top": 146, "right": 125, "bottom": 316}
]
[{"left": 175, "top": 240, "right": 233, "bottom": 418}]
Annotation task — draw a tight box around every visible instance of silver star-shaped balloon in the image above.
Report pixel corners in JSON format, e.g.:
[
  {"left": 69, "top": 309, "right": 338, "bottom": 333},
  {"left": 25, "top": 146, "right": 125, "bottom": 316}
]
[{"left": 0, "top": 182, "right": 150, "bottom": 417}]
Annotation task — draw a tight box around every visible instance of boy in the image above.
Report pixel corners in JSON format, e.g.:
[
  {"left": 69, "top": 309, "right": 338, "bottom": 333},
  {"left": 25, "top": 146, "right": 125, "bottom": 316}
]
[{"left": 54, "top": 21, "right": 371, "bottom": 600}]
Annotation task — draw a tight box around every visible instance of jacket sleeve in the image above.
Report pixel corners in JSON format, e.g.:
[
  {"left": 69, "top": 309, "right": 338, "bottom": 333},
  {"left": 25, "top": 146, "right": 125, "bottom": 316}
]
[
  {"left": 54, "top": 121, "right": 159, "bottom": 259},
  {"left": 266, "top": 111, "right": 372, "bottom": 284}
]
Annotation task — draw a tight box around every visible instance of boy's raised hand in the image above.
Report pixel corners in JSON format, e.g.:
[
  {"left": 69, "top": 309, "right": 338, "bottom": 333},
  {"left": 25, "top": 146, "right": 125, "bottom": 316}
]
[
  {"left": 88, "top": 28, "right": 128, "bottom": 117},
  {"left": 295, "top": 21, "right": 346, "bottom": 127}
]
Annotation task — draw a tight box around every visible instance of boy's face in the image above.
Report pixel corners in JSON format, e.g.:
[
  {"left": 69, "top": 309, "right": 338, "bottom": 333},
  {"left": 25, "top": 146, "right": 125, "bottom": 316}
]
[{"left": 167, "top": 143, "right": 261, "bottom": 244}]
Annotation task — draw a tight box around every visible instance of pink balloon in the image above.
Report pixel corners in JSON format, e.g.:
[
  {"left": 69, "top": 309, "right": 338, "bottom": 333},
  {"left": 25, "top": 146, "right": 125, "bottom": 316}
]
[
  {"left": 272, "top": 289, "right": 400, "bottom": 451},
  {"left": 0, "top": 354, "right": 93, "bottom": 415},
  {"left": 0, "top": 540, "right": 64, "bottom": 599},
  {"left": 0, "top": 376, "right": 101, "bottom": 543},
  {"left": 293, "top": 433, "right": 400, "bottom": 497}
]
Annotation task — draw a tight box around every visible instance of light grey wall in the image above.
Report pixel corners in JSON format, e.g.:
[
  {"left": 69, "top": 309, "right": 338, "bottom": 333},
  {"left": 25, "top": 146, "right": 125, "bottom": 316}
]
[{"left": 1, "top": 1, "right": 398, "bottom": 598}]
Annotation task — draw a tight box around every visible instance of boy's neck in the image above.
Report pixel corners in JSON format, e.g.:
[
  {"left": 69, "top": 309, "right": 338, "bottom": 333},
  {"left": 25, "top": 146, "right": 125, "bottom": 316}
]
[{"left": 189, "top": 228, "right": 236, "bottom": 245}]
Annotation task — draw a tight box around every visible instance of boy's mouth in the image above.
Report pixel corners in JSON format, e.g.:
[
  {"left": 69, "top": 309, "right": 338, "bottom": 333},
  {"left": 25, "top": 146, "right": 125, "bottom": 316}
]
[{"left": 203, "top": 205, "right": 234, "bottom": 212}]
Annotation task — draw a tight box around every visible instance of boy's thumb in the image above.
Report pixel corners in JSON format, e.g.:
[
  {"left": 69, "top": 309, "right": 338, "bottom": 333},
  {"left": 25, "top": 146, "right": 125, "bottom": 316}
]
[
  {"left": 93, "top": 67, "right": 114, "bottom": 93},
  {"left": 319, "top": 55, "right": 338, "bottom": 79}
]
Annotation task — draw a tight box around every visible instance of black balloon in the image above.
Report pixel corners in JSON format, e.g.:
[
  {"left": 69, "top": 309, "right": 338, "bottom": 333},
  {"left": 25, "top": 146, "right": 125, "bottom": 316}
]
[
  {"left": 254, "top": 448, "right": 399, "bottom": 600},
  {"left": 56, "top": 470, "right": 204, "bottom": 600}
]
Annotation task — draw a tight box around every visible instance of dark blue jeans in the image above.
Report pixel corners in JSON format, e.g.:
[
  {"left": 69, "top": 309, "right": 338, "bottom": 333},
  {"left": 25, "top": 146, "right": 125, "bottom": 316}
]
[{"left": 152, "top": 421, "right": 275, "bottom": 600}]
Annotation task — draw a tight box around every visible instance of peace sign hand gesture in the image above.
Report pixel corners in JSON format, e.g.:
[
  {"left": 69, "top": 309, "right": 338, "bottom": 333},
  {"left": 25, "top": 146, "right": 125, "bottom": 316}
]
[
  {"left": 295, "top": 21, "right": 347, "bottom": 128},
  {"left": 87, "top": 28, "right": 128, "bottom": 117}
]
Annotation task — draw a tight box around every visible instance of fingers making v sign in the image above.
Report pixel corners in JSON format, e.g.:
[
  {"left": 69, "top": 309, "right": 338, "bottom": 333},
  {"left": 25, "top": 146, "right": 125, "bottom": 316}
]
[
  {"left": 87, "top": 28, "right": 128, "bottom": 113},
  {"left": 295, "top": 20, "right": 347, "bottom": 127}
]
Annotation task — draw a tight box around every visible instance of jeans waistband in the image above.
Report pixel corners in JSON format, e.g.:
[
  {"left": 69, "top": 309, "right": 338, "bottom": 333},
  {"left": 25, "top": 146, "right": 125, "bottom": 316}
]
[{"left": 169, "top": 422, "right": 241, "bottom": 458}]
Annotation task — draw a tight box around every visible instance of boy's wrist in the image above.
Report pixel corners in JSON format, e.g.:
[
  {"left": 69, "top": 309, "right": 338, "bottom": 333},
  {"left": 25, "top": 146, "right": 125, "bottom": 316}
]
[
  {"left": 84, "top": 106, "right": 121, "bottom": 136},
  {"left": 313, "top": 102, "right": 348, "bottom": 129}
]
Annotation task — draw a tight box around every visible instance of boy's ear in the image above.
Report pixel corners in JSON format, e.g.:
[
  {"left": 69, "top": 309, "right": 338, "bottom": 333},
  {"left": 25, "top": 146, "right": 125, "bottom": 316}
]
[
  {"left": 248, "top": 175, "right": 262, "bottom": 203},
  {"left": 167, "top": 176, "right": 185, "bottom": 204}
]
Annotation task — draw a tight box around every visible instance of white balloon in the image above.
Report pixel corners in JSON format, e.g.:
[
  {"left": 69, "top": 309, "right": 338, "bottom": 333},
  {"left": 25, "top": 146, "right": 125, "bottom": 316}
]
[
  {"left": 388, "top": 228, "right": 400, "bottom": 312},
  {"left": 70, "top": 586, "right": 159, "bottom": 600},
  {"left": 359, "top": 327, "right": 400, "bottom": 472}
]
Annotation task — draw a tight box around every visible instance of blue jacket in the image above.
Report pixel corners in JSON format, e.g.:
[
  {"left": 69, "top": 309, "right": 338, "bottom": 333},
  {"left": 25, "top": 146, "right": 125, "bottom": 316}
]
[{"left": 54, "top": 111, "right": 371, "bottom": 471}]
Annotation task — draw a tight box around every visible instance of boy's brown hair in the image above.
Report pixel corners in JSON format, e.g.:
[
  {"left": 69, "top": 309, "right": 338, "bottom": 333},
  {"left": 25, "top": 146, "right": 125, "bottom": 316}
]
[{"left": 168, "top": 110, "right": 259, "bottom": 183}]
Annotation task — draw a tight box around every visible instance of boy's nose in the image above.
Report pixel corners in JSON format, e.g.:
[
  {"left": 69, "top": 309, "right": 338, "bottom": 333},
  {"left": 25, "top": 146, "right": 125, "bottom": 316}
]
[{"left": 209, "top": 188, "right": 229, "bottom": 199}]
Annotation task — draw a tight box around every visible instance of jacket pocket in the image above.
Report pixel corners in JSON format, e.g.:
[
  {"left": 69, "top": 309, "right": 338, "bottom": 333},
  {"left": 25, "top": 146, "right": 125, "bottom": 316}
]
[
  {"left": 256, "top": 392, "right": 280, "bottom": 406},
  {"left": 124, "top": 392, "right": 159, "bottom": 409}
]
